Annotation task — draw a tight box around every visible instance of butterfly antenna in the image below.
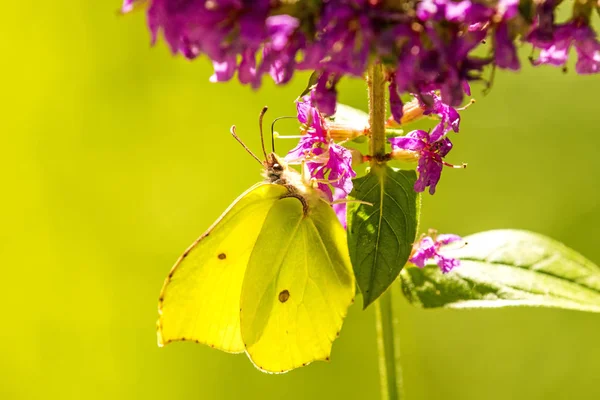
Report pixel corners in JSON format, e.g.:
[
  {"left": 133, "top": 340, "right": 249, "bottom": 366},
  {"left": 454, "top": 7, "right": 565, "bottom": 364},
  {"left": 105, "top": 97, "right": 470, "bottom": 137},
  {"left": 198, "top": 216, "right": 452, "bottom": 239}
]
[
  {"left": 258, "top": 106, "right": 269, "bottom": 160},
  {"left": 230, "top": 125, "right": 263, "bottom": 166},
  {"left": 270, "top": 116, "right": 297, "bottom": 153}
]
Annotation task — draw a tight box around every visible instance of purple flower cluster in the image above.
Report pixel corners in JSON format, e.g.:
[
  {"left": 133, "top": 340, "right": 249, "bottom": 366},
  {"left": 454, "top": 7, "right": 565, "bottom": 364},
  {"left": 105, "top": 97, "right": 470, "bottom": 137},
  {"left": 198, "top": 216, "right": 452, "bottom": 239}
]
[
  {"left": 124, "top": 0, "right": 600, "bottom": 118},
  {"left": 285, "top": 95, "right": 356, "bottom": 226},
  {"left": 123, "top": 0, "right": 600, "bottom": 118},
  {"left": 410, "top": 233, "right": 463, "bottom": 273},
  {"left": 286, "top": 90, "right": 462, "bottom": 227}
]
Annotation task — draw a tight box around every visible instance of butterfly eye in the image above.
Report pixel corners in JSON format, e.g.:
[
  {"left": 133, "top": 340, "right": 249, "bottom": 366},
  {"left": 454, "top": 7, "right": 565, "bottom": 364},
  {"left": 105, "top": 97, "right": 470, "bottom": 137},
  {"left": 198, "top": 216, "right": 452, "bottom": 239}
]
[{"left": 272, "top": 163, "right": 283, "bottom": 171}]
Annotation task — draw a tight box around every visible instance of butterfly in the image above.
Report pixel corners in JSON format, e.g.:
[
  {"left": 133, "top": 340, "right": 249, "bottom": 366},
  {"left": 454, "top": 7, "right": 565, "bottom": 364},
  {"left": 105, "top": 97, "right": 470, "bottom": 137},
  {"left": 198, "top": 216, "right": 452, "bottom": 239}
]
[{"left": 157, "top": 108, "right": 355, "bottom": 373}]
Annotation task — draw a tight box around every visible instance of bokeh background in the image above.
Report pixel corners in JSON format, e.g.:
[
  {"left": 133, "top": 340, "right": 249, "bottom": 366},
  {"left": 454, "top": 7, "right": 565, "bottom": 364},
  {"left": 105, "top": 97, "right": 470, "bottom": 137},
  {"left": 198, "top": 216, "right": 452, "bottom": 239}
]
[{"left": 2, "top": 3, "right": 600, "bottom": 400}]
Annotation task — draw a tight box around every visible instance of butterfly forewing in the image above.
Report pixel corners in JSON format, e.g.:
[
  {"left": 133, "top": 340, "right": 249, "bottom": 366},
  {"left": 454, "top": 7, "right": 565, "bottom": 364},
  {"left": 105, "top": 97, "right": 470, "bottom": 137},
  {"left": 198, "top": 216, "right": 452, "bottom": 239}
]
[{"left": 158, "top": 183, "right": 288, "bottom": 353}]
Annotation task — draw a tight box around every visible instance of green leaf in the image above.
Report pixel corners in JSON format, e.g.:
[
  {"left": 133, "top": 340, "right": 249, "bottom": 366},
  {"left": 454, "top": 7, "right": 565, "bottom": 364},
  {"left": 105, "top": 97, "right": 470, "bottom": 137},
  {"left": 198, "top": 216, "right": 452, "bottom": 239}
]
[
  {"left": 347, "top": 165, "right": 420, "bottom": 308},
  {"left": 296, "top": 71, "right": 320, "bottom": 100},
  {"left": 400, "top": 230, "right": 600, "bottom": 313},
  {"left": 384, "top": 128, "right": 404, "bottom": 138}
]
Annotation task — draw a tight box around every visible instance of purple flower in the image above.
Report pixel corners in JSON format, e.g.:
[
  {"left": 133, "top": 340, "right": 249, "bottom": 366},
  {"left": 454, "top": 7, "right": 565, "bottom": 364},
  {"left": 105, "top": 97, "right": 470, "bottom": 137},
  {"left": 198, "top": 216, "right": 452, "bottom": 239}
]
[
  {"left": 150, "top": 1, "right": 269, "bottom": 59},
  {"left": 417, "top": 0, "right": 492, "bottom": 25},
  {"left": 419, "top": 92, "right": 461, "bottom": 139},
  {"left": 491, "top": 0, "right": 520, "bottom": 70},
  {"left": 302, "top": 1, "right": 375, "bottom": 76},
  {"left": 286, "top": 96, "right": 357, "bottom": 209},
  {"left": 528, "top": 21, "right": 600, "bottom": 74},
  {"left": 494, "top": 23, "right": 520, "bottom": 70},
  {"left": 413, "top": 1, "right": 493, "bottom": 105},
  {"left": 387, "top": 90, "right": 467, "bottom": 130},
  {"left": 285, "top": 96, "right": 326, "bottom": 161},
  {"left": 496, "top": 0, "right": 519, "bottom": 20},
  {"left": 143, "top": 0, "right": 274, "bottom": 84},
  {"left": 310, "top": 72, "right": 341, "bottom": 116},
  {"left": 388, "top": 77, "right": 404, "bottom": 124},
  {"left": 257, "top": 15, "right": 304, "bottom": 86},
  {"left": 387, "top": 23, "right": 489, "bottom": 108},
  {"left": 410, "top": 233, "right": 462, "bottom": 273},
  {"left": 435, "top": 29, "right": 490, "bottom": 107},
  {"left": 526, "top": 0, "right": 558, "bottom": 45},
  {"left": 209, "top": 56, "right": 236, "bottom": 83},
  {"left": 389, "top": 130, "right": 457, "bottom": 195}
]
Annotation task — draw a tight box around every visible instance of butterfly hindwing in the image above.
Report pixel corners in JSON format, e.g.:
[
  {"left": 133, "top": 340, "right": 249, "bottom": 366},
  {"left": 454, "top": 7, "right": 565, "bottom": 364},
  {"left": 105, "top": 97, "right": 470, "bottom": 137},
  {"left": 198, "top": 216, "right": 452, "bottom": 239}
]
[
  {"left": 240, "top": 196, "right": 355, "bottom": 373},
  {"left": 157, "top": 183, "right": 289, "bottom": 353}
]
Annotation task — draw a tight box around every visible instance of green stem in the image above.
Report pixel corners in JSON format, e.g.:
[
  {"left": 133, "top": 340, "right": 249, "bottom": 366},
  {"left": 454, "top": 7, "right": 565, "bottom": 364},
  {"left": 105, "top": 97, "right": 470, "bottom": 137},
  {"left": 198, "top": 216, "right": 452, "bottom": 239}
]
[
  {"left": 368, "top": 63, "right": 387, "bottom": 164},
  {"left": 375, "top": 289, "right": 404, "bottom": 400},
  {"left": 368, "top": 63, "right": 404, "bottom": 400}
]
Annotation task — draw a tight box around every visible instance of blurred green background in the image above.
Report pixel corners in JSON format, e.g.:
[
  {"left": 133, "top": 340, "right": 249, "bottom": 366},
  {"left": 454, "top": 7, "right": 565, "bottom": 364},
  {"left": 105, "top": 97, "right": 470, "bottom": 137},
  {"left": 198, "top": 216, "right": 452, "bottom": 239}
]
[{"left": 3, "top": 3, "right": 600, "bottom": 400}]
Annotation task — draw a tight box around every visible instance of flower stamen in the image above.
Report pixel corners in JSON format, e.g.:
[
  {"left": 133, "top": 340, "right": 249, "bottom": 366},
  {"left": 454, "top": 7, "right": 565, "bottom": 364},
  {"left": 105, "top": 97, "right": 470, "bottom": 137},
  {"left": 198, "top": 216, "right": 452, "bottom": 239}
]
[{"left": 442, "top": 161, "right": 467, "bottom": 169}]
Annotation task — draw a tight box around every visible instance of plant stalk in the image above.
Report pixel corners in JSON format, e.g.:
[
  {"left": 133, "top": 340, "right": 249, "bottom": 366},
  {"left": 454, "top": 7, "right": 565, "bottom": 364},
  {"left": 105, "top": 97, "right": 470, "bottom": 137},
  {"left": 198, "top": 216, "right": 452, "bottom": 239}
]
[
  {"left": 375, "top": 289, "right": 404, "bottom": 400},
  {"left": 368, "top": 63, "right": 404, "bottom": 400},
  {"left": 368, "top": 63, "right": 387, "bottom": 164}
]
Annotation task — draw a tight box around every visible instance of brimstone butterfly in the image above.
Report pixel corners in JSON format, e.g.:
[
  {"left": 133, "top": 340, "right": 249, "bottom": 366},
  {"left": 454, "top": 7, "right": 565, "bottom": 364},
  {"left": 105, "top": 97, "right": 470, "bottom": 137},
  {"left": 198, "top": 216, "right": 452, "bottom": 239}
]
[{"left": 157, "top": 119, "right": 355, "bottom": 373}]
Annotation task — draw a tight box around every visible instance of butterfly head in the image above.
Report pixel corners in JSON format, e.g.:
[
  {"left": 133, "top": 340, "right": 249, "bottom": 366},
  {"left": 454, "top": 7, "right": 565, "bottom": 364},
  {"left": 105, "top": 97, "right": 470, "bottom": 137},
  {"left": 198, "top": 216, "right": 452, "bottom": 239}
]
[{"left": 264, "top": 153, "right": 288, "bottom": 184}]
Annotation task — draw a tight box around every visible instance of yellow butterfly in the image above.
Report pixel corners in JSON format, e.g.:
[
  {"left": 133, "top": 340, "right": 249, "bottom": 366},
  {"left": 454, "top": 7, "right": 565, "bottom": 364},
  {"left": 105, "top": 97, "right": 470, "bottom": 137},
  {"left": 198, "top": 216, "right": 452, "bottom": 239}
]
[{"left": 157, "top": 108, "right": 355, "bottom": 373}]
